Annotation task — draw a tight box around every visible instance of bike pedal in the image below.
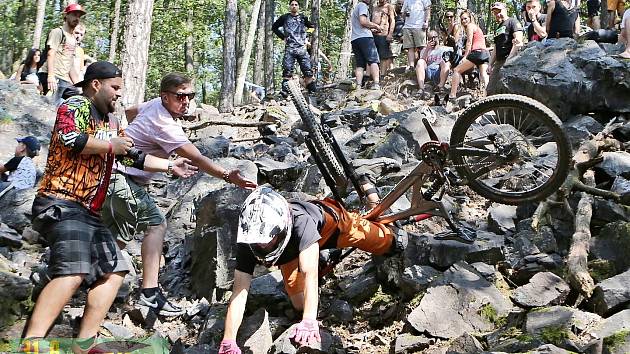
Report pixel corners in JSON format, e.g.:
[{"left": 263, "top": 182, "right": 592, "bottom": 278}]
[{"left": 434, "top": 229, "right": 477, "bottom": 244}]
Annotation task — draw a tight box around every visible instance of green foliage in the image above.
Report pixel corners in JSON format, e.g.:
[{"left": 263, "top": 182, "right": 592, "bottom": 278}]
[
  {"left": 539, "top": 326, "right": 570, "bottom": 345},
  {"left": 603, "top": 330, "right": 630, "bottom": 351},
  {"left": 589, "top": 259, "right": 616, "bottom": 283},
  {"left": 479, "top": 303, "right": 507, "bottom": 327}
]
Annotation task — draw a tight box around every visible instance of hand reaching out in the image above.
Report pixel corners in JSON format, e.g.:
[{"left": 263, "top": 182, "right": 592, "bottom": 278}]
[
  {"left": 226, "top": 169, "right": 257, "bottom": 190},
  {"left": 289, "top": 319, "right": 321, "bottom": 347},
  {"left": 171, "top": 158, "right": 198, "bottom": 178}
]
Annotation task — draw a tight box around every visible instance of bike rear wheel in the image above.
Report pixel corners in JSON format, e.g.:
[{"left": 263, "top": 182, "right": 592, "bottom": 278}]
[
  {"left": 449, "top": 94, "right": 571, "bottom": 205},
  {"left": 287, "top": 80, "right": 347, "bottom": 186}
]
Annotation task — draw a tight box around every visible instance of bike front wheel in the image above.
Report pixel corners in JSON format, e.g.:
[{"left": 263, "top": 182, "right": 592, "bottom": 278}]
[
  {"left": 449, "top": 94, "right": 571, "bottom": 205},
  {"left": 286, "top": 80, "right": 347, "bottom": 186}
]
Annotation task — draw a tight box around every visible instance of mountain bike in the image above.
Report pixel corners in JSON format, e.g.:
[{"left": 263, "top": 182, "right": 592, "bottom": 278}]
[{"left": 287, "top": 80, "right": 571, "bottom": 247}]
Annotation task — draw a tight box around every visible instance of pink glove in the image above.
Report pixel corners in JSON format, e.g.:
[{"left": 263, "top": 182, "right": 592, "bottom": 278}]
[
  {"left": 218, "top": 339, "right": 241, "bottom": 354},
  {"left": 289, "top": 319, "right": 321, "bottom": 347}
]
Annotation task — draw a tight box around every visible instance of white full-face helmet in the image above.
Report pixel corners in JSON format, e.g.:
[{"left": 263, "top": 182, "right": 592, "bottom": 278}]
[{"left": 237, "top": 187, "right": 292, "bottom": 267}]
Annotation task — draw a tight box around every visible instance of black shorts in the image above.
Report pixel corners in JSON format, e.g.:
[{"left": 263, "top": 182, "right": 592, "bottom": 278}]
[
  {"left": 466, "top": 49, "right": 490, "bottom": 66},
  {"left": 587, "top": 0, "right": 600, "bottom": 17},
  {"left": 32, "top": 196, "right": 129, "bottom": 286},
  {"left": 374, "top": 35, "right": 394, "bottom": 60},
  {"left": 351, "top": 37, "right": 380, "bottom": 69}
]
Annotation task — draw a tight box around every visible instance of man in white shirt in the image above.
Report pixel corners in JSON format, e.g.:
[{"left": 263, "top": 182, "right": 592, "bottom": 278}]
[{"left": 401, "top": 0, "right": 432, "bottom": 69}]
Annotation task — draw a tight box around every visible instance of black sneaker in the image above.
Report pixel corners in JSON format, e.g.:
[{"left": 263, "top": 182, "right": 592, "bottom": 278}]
[
  {"left": 138, "top": 290, "right": 184, "bottom": 317},
  {"left": 306, "top": 81, "right": 318, "bottom": 93}
]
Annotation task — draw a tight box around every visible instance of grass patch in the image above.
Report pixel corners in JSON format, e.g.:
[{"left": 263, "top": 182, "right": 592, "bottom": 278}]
[
  {"left": 603, "top": 330, "right": 630, "bottom": 351},
  {"left": 539, "top": 326, "right": 570, "bottom": 345},
  {"left": 588, "top": 259, "right": 616, "bottom": 283},
  {"left": 479, "top": 303, "right": 507, "bottom": 327}
]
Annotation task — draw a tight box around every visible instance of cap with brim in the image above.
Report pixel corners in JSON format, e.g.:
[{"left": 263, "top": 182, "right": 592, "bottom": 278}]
[
  {"left": 16, "top": 136, "right": 41, "bottom": 152},
  {"left": 491, "top": 2, "right": 506, "bottom": 9},
  {"left": 74, "top": 61, "right": 122, "bottom": 87},
  {"left": 64, "top": 3, "right": 86, "bottom": 15}
]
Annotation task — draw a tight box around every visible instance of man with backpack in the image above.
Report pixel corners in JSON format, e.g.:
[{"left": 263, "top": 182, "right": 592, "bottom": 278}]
[{"left": 37, "top": 3, "right": 86, "bottom": 106}]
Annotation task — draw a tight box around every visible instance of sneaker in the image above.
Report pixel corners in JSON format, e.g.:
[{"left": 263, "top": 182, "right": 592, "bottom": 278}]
[
  {"left": 138, "top": 289, "right": 184, "bottom": 317},
  {"left": 306, "top": 81, "right": 318, "bottom": 93}
]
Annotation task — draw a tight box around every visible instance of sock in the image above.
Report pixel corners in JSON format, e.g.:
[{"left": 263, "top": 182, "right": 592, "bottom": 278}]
[{"left": 142, "top": 287, "right": 159, "bottom": 297}]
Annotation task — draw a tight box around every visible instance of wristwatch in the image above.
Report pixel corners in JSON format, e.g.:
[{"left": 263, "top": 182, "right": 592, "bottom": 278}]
[
  {"left": 166, "top": 161, "right": 174, "bottom": 176},
  {"left": 222, "top": 170, "right": 231, "bottom": 183}
]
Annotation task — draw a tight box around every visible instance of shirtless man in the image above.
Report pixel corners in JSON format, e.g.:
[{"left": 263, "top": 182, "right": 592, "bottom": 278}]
[{"left": 371, "top": 0, "right": 396, "bottom": 73}]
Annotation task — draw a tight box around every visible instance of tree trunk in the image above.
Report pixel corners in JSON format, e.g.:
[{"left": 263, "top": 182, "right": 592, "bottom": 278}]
[
  {"left": 336, "top": 0, "right": 357, "bottom": 80},
  {"left": 264, "top": 0, "right": 275, "bottom": 93},
  {"left": 236, "top": 8, "right": 247, "bottom": 77},
  {"left": 310, "top": 0, "right": 321, "bottom": 80},
  {"left": 185, "top": 8, "right": 194, "bottom": 75},
  {"left": 253, "top": 0, "right": 266, "bottom": 86},
  {"left": 120, "top": 0, "right": 155, "bottom": 108},
  {"left": 108, "top": 0, "right": 122, "bottom": 62},
  {"left": 600, "top": 0, "right": 609, "bottom": 28},
  {"left": 33, "top": 0, "right": 47, "bottom": 48},
  {"left": 234, "top": 0, "right": 263, "bottom": 105},
  {"left": 219, "top": 0, "right": 238, "bottom": 112}
]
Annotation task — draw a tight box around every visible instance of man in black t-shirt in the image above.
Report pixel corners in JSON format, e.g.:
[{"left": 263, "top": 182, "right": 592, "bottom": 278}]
[
  {"left": 525, "top": 0, "right": 548, "bottom": 41},
  {"left": 489, "top": 2, "right": 524, "bottom": 75},
  {"left": 217, "top": 186, "right": 397, "bottom": 353},
  {"left": 272, "top": 0, "right": 317, "bottom": 95}
]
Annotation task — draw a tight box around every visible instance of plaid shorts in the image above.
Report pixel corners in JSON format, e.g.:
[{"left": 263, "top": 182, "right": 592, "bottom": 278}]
[{"left": 33, "top": 196, "right": 129, "bottom": 286}]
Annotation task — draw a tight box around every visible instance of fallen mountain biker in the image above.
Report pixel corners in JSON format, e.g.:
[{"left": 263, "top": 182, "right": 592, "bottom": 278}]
[{"left": 217, "top": 185, "right": 406, "bottom": 353}]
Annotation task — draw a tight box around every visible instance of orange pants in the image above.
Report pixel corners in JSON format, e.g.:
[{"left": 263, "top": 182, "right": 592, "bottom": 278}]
[{"left": 279, "top": 198, "right": 393, "bottom": 297}]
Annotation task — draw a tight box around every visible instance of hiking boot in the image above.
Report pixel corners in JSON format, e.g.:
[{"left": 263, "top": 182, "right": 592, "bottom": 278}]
[
  {"left": 306, "top": 81, "right": 318, "bottom": 93},
  {"left": 138, "top": 289, "right": 184, "bottom": 317}
]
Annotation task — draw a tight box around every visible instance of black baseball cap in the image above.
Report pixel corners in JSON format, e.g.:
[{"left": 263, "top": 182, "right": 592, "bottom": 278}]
[
  {"left": 74, "top": 61, "right": 122, "bottom": 87},
  {"left": 16, "top": 136, "right": 41, "bottom": 153}
]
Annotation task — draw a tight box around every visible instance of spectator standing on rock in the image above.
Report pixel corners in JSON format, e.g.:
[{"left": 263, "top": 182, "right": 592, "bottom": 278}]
[
  {"left": 14, "top": 49, "right": 42, "bottom": 90},
  {"left": 607, "top": 0, "right": 625, "bottom": 28},
  {"left": 371, "top": 0, "right": 396, "bottom": 74},
  {"left": 401, "top": 0, "right": 431, "bottom": 70},
  {"left": 449, "top": 11, "right": 490, "bottom": 101},
  {"left": 0, "top": 136, "right": 40, "bottom": 195},
  {"left": 619, "top": 9, "right": 630, "bottom": 58},
  {"left": 101, "top": 72, "right": 256, "bottom": 317},
  {"left": 73, "top": 23, "right": 87, "bottom": 82},
  {"left": 415, "top": 30, "right": 451, "bottom": 97},
  {"left": 272, "top": 0, "right": 317, "bottom": 96},
  {"left": 350, "top": 0, "right": 382, "bottom": 89},
  {"left": 546, "top": 0, "right": 580, "bottom": 38},
  {"left": 489, "top": 2, "right": 523, "bottom": 76},
  {"left": 37, "top": 3, "right": 86, "bottom": 106},
  {"left": 587, "top": 0, "right": 601, "bottom": 30},
  {"left": 217, "top": 186, "right": 406, "bottom": 353},
  {"left": 525, "top": 0, "right": 548, "bottom": 41},
  {"left": 21, "top": 62, "right": 196, "bottom": 352}
]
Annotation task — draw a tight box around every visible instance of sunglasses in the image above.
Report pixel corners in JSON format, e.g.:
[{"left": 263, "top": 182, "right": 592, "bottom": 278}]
[
  {"left": 429, "top": 36, "right": 439, "bottom": 40},
  {"left": 446, "top": 15, "right": 454, "bottom": 18},
  {"left": 168, "top": 91, "right": 196, "bottom": 101}
]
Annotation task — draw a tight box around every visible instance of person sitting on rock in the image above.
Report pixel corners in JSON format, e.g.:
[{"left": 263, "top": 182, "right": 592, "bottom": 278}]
[
  {"left": 14, "top": 49, "right": 42, "bottom": 91},
  {"left": 0, "top": 136, "right": 41, "bottom": 195},
  {"left": 415, "top": 30, "right": 451, "bottom": 98},
  {"left": 524, "top": 0, "right": 548, "bottom": 41},
  {"left": 619, "top": 8, "right": 630, "bottom": 58},
  {"left": 272, "top": 0, "right": 317, "bottom": 96},
  {"left": 545, "top": 0, "right": 580, "bottom": 39},
  {"left": 449, "top": 10, "right": 490, "bottom": 102},
  {"left": 217, "top": 185, "right": 406, "bottom": 353}
]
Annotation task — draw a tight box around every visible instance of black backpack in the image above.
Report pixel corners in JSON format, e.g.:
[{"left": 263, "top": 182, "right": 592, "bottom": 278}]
[{"left": 38, "top": 27, "right": 66, "bottom": 69}]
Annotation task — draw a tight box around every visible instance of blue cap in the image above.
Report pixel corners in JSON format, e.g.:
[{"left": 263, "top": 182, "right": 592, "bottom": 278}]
[{"left": 16, "top": 136, "right": 41, "bottom": 152}]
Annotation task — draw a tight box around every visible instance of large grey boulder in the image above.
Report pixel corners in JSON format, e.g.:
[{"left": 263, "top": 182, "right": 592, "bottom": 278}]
[
  {"left": 0, "top": 267, "right": 33, "bottom": 330},
  {"left": 247, "top": 271, "right": 289, "bottom": 315},
  {"left": 487, "top": 39, "right": 630, "bottom": 118},
  {"left": 268, "top": 322, "right": 340, "bottom": 354},
  {"left": 591, "top": 268, "right": 630, "bottom": 315},
  {"left": 0, "top": 223, "right": 23, "bottom": 248},
  {"left": 189, "top": 186, "right": 252, "bottom": 300},
  {"left": 404, "top": 231, "right": 505, "bottom": 269},
  {"left": 0, "top": 188, "right": 36, "bottom": 234},
  {"left": 393, "top": 333, "right": 434, "bottom": 353},
  {"left": 237, "top": 308, "right": 273, "bottom": 354},
  {"left": 399, "top": 265, "right": 441, "bottom": 298},
  {"left": 407, "top": 262, "right": 512, "bottom": 339},
  {"left": 595, "top": 151, "right": 630, "bottom": 180},
  {"left": 445, "top": 332, "right": 484, "bottom": 353},
  {"left": 524, "top": 306, "right": 602, "bottom": 350},
  {"left": 562, "top": 115, "right": 604, "bottom": 144},
  {"left": 590, "top": 222, "right": 630, "bottom": 277},
  {"left": 255, "top": 157, "right": 306, "bottom": 190},
  {"left": 511, "top": 272, "right": 571, "bottom": 308}
]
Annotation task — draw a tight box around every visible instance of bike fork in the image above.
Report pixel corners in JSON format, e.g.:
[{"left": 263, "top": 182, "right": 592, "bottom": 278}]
[{"left": 305, "top": 135, "right": 345, "bottom": 205}]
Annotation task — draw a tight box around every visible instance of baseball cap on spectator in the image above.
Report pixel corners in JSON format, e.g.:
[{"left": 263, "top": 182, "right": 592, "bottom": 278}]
[
  {"left": 64, "top": 3, "right": 86, "bottom": 15},
  {"left": 16, "top": 136, "right": 41, "bottom": 154},
  {"left": 491, "top": 2, "right": 506, "bottom": 10},
  {"left": 74, "top": 61, "right": 123, "bottom": 87}
]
